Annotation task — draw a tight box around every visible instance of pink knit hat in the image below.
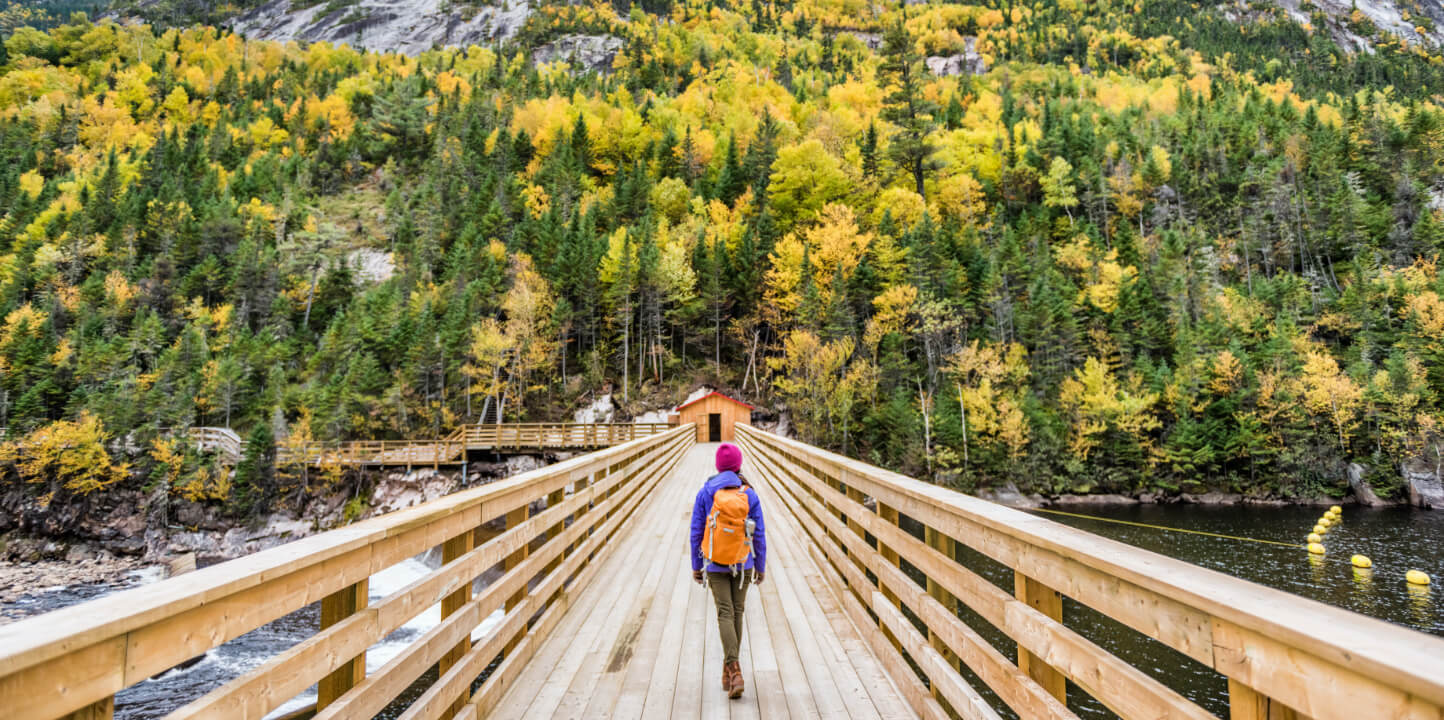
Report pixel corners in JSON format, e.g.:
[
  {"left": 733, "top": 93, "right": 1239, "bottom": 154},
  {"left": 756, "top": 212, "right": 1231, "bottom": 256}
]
[{"left": 715, "top": 443, "right": 743, "bottom": 473}]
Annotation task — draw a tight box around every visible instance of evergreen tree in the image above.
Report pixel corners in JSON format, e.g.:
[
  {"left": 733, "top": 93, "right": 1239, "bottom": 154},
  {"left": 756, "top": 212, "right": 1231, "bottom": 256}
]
[{"left": 879, "top": 16, "right": 939, "bottom": 198}]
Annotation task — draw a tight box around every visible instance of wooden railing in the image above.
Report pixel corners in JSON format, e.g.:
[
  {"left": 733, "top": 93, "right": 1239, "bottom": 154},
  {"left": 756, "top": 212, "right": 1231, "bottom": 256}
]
[
  {"left": 275, "top": 423, "right": 675, "bottom": 468},
  {"left": 186, "top": 426, "right": 242, "bottom": 462},
  {"left": 461, "top": 422, "right": 672, "bottom": 450},
  {"left": 276, "top": 438, "right": 469, "bottom": 468},
  {"left": 0, "top": 424, "right": 694, "bottom": 720},
  {"left": 735, "top": 424, "right": 1444, "bottom": 720}
]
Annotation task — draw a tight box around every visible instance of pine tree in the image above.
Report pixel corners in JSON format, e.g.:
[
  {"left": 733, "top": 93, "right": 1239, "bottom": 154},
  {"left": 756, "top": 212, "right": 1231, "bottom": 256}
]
[
  {"left": 879, "top": 16, "right": 939, "bottom": 198},
  {"left": 860, "top": 121, "right": 880, "bottom": 181}
]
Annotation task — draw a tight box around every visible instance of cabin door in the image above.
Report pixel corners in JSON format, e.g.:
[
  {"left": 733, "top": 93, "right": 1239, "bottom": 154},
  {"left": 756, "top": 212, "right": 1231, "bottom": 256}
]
[{"left": 708, "top": 413, "right": 722, "bottom": 442}]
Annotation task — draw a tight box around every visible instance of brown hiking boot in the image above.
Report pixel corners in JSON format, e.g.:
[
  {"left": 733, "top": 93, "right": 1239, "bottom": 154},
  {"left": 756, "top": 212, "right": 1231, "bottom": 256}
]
[
  {"left": 726, "top": 661, "right": 744, "bottom": 698},
  {"left": 721, "top": 662, "right": 731, "bottom": 691}
]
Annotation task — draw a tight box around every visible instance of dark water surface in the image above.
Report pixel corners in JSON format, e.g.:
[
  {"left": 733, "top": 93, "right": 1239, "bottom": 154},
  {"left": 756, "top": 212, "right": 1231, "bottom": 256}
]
[{"left": 936, "top": 503, "right": 1444, "bottom": 719}]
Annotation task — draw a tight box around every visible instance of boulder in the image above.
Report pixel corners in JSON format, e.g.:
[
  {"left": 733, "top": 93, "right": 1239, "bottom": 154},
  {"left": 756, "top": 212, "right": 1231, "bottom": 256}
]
[
  {"left": 974, "top": 484, "right": 1041, "bottom": 508},
  {"left": 532, "top": 34, "right": 625, "bottom": 74},
  {"left": 1347, "top": 462, "right": 1389, "bottom": 507},
  {"left": 1402, "top": 460, "right": 1444, "bottom": 509},
  {"left": 925, "top": 37, "right": 987, "bottom": 77}
]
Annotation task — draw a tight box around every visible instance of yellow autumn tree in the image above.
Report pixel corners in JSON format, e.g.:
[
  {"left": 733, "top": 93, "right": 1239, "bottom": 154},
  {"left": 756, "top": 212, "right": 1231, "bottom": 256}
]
[
  {"left": 463, "top": 317, "right": 513, "bottom": 420},
  {"left": 1058, "top": 357, "right": 1160, "bottom": 461},
  {"left": 1300, "top": 350, "right": 1363, "bottom": 451},
  {"left": 0, "top": 412, "right": 129, "bottom": 497},
  {"left": 947, "top": 341, "right": 1032, "bottom": 466}
]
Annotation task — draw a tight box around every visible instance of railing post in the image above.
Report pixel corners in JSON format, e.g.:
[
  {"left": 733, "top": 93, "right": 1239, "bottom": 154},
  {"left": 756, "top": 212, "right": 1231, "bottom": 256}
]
[
  {"left": 503, "top": 502, "right": 531, "bottom": 654},
  {"left": 1228, "top": 678, "right": 1304, "bottom": 719},
  {"left": 63, "top": 697, "right": 113, "bottom": 720},
  {"left": 438, "top": 529, "right": 475, "bottom": 715},
  {"left": 1015, "top": 573, "right": 1067, "bottom": 702},
  {"left": 317, "top": 578, "right": 369, "bottom": 710},
  {"left": 924, "top": 526, "right": 960, "bottom": 674},
  {"left": 544, "top": 485, "right": 566, "bottom": 574}
]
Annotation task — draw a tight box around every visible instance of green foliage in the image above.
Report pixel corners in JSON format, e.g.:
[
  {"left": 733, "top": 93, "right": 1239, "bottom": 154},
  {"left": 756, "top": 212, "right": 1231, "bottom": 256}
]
[{"left": 1, "top": 2, "right": 1443, "bottom": 514}]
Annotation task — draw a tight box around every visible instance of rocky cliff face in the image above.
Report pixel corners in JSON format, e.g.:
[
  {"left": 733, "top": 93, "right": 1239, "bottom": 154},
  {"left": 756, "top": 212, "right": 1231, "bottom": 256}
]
[
  {"left": 228, "top": 0, "right": 534, "bottom": 55},
  {"left": 1403, "top": 459, "right": 1444, "bottom": 509},
  {"left": 1222, "top": 0, "right": 1444, "bottom": 53},
  {"left": 531, "top": 34, "right": 625, "bottom": 73}
]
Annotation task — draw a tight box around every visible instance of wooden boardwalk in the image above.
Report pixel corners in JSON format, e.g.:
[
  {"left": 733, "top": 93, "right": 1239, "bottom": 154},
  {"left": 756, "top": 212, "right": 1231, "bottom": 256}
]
[
  {"left": 490, "top": 443, "right": 917, "bottom": 720},
  {"left": 7, "top": 424, "right": 1444, "bottom": 720}
]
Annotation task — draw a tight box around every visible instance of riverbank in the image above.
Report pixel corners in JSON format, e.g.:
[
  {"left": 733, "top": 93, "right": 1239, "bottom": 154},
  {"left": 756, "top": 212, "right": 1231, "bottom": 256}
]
[{"left": 0, "top": 548, "right": 159, "bottom": 623}]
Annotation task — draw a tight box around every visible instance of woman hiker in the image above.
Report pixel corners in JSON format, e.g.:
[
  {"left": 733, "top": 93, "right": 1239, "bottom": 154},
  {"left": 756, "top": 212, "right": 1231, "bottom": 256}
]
[{"left": 690, "top": 442, "right": 767, "bottom": 699}]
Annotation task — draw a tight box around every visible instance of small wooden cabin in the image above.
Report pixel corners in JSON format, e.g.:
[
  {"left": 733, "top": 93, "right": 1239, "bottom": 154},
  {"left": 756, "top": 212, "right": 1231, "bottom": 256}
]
[{"left": 673, "top": 391, "right": 754, "bottom": 443}]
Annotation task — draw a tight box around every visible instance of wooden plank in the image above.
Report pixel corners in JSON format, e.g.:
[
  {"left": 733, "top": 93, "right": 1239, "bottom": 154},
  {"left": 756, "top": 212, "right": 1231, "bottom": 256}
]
[
  {"left": 62, "top": 696, "right": 114, "bottom": 720},
  {"left": 1015, "top": 574, "right": 1066, "bottom": 704},
  {"left": 871, "top": 589, "right": 1002, "bottom": 720},
  {"left": 770, "top": 508, "right": 881, "bottom": 720},
  {"left": 583, "top": 473, "right": 687, "bottom": 718},
  {"left": 741, "top": 574, "right": 789, "bottom": 720},
  {"left": 1212, "top": 619, "right": 1438, "bottom": 720},
  {"left": 669, "top": 551, "right": 710, "bottom": 718},
  {"left": 439, "top": 529, "right": 476, "bottom": 716},
  {"left": 793, "top": 535, "right": 916, "bottom": 720},
  {"left": 1229, "top": 679, "right": 1308, "bottom": 720},
  {"left": 316, "top": 578, "right": 369, "bottom": 710},
  {"left": 0, "top": 636, "right": 126, "bottom": 720},
  {"left": 798, "top": 543, "right": 948, "bottom": 720},
  {"left": 755, "top": 552, "right": 820, "bottom": 720}
]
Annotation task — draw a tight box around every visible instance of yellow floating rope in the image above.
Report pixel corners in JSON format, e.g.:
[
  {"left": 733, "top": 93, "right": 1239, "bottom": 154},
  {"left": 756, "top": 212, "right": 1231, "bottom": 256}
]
[{"left": 1027, "top": 507, "right": 1306, "bottom": 549}]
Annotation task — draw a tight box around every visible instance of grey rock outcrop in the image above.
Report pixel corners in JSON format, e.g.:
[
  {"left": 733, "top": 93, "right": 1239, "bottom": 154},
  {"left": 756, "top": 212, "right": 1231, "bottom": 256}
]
[
  {"left": 1402, "top": 460, "right": 1444, "bottom": 509},
  {"left": 229, "top": 0, "right": 535, "bottom": 56},
  {"left": 532, "top": 34, "right": 625, "bottom": 73},
  {"left": 925, "top": 38, "right": 987, "bottom": 77},
  {"left": 1347, "top": 462, "right": 1389, "bottom": 507}
]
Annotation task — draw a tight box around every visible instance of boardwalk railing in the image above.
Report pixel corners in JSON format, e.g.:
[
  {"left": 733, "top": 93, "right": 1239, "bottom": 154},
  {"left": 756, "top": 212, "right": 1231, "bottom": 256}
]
[
  {"left": 276, "top": 423, "right": 675, "bottom": 468},
  {"left": 461, "top": 422, "right": 672, "bottom": 450},
  {"left": 0, "top": 424, "right": 694, "bottom": 720},
  {"left": 735, "top": 424, "right": 1444, "bottom": 720}
]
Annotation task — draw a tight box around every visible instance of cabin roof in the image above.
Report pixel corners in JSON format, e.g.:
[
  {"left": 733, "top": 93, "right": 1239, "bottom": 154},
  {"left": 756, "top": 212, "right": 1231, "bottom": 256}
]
[{"left": 675, "top": 391, "right": 755, "bottom": 412}]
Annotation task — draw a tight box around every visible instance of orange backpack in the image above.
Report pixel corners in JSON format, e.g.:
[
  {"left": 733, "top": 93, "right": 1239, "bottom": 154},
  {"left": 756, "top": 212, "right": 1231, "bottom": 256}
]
[{"left": 702, "top": 486, "right": 752, "bottom": 566}]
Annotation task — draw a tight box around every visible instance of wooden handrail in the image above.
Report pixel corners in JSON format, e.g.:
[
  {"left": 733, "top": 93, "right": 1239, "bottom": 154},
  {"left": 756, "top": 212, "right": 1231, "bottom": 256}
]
[
  {"left": 735, "top": 424, "right": 1444, "bottom": 720},
  {"left": 275, "top": 423, "right": 675, "bottom": 467},
  {"left": 0, "top": 425, "right": 694, "bottom": 720}
]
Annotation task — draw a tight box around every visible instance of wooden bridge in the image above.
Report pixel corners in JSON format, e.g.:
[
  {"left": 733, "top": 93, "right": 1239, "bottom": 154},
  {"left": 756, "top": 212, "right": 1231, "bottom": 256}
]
[
  {"left": 3, "top": 424, "right": 1444, "bottom": 720},
  {"left": 274, "top": 423, "right": 672, "bottom": 468}
]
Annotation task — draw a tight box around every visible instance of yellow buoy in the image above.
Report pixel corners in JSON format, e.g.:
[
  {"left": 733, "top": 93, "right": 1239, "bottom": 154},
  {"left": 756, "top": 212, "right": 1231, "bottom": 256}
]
[
  {"left": 1406, "top": 570, "right": 1431, "bottom": 586},
  {"left": 1306, "top": 533, "right": 1322, "bottom": 543},
  {"left": 1330, "top": 505, "right": 1342, "bottom": 514},
  {"left": 1307, "top": 542, "right": 1326, "bottom": 555},
  {"left": 1351, "top": 554, "right": 1372, "bottom": 568},
  {"left": 1313, "top": 524, "right": 1328, "bottom": 534}
]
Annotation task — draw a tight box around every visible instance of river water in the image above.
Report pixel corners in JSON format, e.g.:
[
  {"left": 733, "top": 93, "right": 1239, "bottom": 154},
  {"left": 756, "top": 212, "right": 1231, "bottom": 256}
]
[{"left": 6, "top": 505, "right": 1440, "bottom": 718}]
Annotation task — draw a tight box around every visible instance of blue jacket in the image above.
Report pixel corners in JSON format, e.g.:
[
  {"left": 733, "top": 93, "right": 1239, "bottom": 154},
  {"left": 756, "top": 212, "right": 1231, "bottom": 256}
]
[{"left": 690, "top": 471, "right": 767, "bottom": 573}]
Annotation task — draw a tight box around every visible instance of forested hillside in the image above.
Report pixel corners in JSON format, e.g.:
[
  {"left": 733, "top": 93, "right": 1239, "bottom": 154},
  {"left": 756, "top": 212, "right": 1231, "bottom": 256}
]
[{"left": 2, "top": 0, "right": 1444, "bottom": 523}]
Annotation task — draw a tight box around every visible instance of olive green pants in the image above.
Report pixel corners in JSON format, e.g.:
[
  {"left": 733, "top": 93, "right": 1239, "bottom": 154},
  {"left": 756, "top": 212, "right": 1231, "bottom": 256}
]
[{"left": 707, "top": 570, "right": 752, "bottom": 663}]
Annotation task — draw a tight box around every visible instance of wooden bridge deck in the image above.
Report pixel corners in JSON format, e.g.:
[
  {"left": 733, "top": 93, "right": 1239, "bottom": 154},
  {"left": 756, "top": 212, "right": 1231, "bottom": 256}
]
[
  {"left": 6, "top": 424, "right": 1444, "bottom": 720},
  {"left": 491, "top": 443, "right": 916, "bottom": 720}
]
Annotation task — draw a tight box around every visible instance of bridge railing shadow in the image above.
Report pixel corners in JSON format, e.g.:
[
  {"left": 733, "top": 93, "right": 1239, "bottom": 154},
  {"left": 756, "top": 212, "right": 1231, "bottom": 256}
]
[
  {"left": 0, "top": 425, "right": 694, "bottom": 720},
  {"left": 736, "top": 424, "right": 1444, "bottom": 720}
]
